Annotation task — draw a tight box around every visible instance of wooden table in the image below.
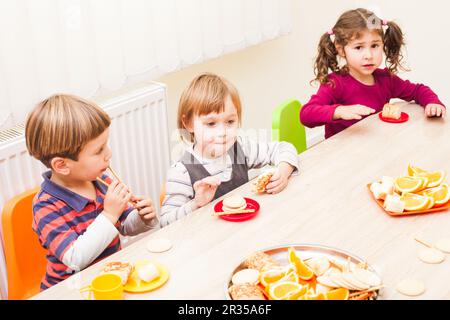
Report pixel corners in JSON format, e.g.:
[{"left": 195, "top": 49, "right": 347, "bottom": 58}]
[{"left": 32, "top": 103, "right": 450, "bottom": 300}]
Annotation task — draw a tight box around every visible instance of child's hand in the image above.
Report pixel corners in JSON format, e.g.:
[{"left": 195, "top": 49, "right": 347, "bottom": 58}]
[
  {"left": 265, "top": 162, "right": 295, "bottom": 195},
  {"left": 333, "top": 105, "right": 376, "bottom": 120},
  {"left": 192, "top": 176, "right": 221, "bottom": 209},
  {"left": 131, "top": 195, "right": 157, "bottom": 224},
  {"left": 425, "top": 104, "right": 446, "bottom": 118},
  {"left": 103, "top": 181, "right": 131, "bottom": 224}
]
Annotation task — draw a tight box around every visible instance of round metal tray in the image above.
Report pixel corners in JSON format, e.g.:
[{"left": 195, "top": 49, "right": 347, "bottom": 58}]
[{"left": 225, "top": 243, "right": 382, "bottom": 300}]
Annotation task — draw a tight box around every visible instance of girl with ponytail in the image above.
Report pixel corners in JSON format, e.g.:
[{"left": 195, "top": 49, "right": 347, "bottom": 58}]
[{"left": 300, "top": 8, "right": 445, "bottom": 139}]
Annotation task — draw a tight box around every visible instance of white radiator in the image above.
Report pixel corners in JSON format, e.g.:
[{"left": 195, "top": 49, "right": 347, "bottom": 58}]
[{"left": 0, "top": 82, "right": 171, "bottom": 299}]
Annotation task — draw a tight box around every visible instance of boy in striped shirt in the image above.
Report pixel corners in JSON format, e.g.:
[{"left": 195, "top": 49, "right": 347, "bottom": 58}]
[{"left": 25, "top": 94, "right": 159, "bottom": 290}]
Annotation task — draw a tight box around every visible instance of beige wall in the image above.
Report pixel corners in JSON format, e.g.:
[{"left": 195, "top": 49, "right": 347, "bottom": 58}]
[{"left": 157, "top": 0, "right": 450, "bottom": 149}]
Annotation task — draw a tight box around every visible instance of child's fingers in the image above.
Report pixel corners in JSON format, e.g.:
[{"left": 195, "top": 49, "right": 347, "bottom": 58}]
[
  {"left": 131, "top": 194, "right": 144, "bottom": 202},
  {"left": 431, "top": 106, "right": 436, "bottom": 116},
  {"left": 106, "top": 180, "right": 119, "bottom": 193},
  {"left": 266, "top": 176, "right": 281, "bottom": 191},
  {"left": 346, "top": 114, "right": 362, "bottom": 120},
  {"left": 117, "top": 184, "right": 129, "bottom": 198},
  {"left": 270, "top": 170, "right": 281, "bottom": 181},
  {"left": 357, "top": 106, "right": 375, "bottom": 115},
  {"left": 138, "top": 205, "right": 154, "bottom": 217},
  {"left": 266, "top": 183, "right": 284, "bottom": 195},
  {"left": 143, "top": 212, "right": 156, "bottom": 220},
  {"left": 201, "top": 176, "right": 221, "bottom": 187},
  {"left": 136, "top": 199, "right": 153, "bottom": 210}
]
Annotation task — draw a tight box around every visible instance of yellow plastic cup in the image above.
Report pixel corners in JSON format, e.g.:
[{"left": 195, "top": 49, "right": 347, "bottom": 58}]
[{"left": 79, "top": 273, "right": 123, "bottom": 300}]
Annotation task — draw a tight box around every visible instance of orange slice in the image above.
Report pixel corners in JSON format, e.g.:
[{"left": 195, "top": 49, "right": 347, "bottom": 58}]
[
  {"left": 400, "top": 193, "right": 430, "bottom": 211},
  {"left": 408, "top": 164, "right": 428, "bottom": 176},
  {"left": 286, "top": 285, "right": 308, "bottom": 300},
  {"left": 287, "top": 247, "right": 315, "bottom": 280},
  {"left": 422, "top": 183, "right": 450, "bottom": 207},
  {"left": 424, "top": 196, "right": 435, "bottom": 209},
  {"left": 394, "top": 176, "right": 424, "bottom": 194},
  {"left": 259, "top": 268, "right": 288, "bottom": 287},
  {"left": 415, "top": 171, "right": 446, "bottom": 188},
  {"left": 325, "top": 288, "right": 349, "bottom": 300},
  {"left": 268, "top": 281, "right": 304, "bottom": 300}
]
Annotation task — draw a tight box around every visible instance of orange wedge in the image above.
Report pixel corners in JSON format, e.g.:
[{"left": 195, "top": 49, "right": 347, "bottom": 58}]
[
  {"left": 268, "top": 281, "right": 304, "bottom": 300},
  {"left": 325, "top": 288, "right": 349, "bottom": 300},
  {"left": 288, "top": 247, "right": 315, "bottom": 280},
  {"left": 415, "top": 170, "right": 446, "bottom": 188},
  {"left": 422, "top": 183, "right": 450, "bottom": 207},
  {"left": 286, "top": 285, "right": 308, "bottom": 300},
  {"left": 260, "top": 268, "right": 288, "bottom": 288},
  {"left": 425, "top": 196, "right": 435, "bottom": 209},
  {"left": 400, "top": 193, "right": 430, "bottom": 211},
  {"left": 408, "top": 164, "right": 428, "bottom": 176},
  {"left": 394, "top": 176, "right": 424, "bottom": 194}
]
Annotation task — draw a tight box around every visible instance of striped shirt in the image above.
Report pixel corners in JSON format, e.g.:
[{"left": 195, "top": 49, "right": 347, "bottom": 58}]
[
  {"left": 161, "top": 136, "right": 300, "bottom": 226},
  {"left": 32, "top": 171, "right": 156, "bottom": 290}
]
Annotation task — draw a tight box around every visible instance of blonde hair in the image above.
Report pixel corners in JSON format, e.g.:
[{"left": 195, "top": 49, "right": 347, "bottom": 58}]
[
  {"left": 177, "top": 73, "right": 242, "bottom": 142},
  {"left": 25, "top": 94, "right": 111, "bottom": 168}
]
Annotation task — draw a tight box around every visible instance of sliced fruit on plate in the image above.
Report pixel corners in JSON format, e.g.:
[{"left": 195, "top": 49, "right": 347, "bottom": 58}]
[
  {"left": 298, "top": 292, "right": 327, "bottom": 300},
  {"left": 422, "top": 183, "right": 450, "bottom": 206},
  {"left": 259, "top": 268, "right": 289, "bottom": 287},
  {"left": 394, "top": 176, "right": 425, "bottom": 194},
  {"left": 408, "top": 164, "right": 428, "bottom": 176},
  {"left": 285, "top": 285, "right": 308, "bottom": 300},
  {"left": 400, "top": 193, "right": 430, "bottom": 211},
  {"left": 424, "top": 196, "right": 435, "bottom": 209},
  {"left": 325, "top": 288, "right": 350, "bottom": 300},
  {"left": 268, "top": 281, "right": 304, "bottom": 300},
  {"left": 287, "top": 247, "right": 315, "bottom": 280},
  {"left": 279, "top": 270, "right": 299, "bottom": 284},
  {"left": 414, "top": 170, "right": 446, "bottom": 188}
]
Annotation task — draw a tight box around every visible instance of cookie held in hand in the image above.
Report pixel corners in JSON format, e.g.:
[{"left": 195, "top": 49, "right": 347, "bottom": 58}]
[{"left": 252, "top": 169, "right": 275, "bottom": 194}]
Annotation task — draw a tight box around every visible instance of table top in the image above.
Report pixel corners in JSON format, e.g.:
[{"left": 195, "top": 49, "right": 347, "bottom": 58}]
[{"left": 32, "top": 104, "right": 450, "bottom": 300}]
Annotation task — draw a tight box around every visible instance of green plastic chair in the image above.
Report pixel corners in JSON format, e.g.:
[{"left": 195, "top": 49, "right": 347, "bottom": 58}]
[{"left": 272, "top": 99, "right": 307, "bottom": 154}]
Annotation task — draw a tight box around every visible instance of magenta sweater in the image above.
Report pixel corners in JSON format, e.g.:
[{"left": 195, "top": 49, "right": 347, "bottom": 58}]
[{"left": 300, "top": 68, "right": 445, "bottom": 139}]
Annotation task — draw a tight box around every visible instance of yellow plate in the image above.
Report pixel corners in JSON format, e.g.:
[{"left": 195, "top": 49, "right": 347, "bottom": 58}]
[{"left": 123, "top": 260, "right": 170, "bottom": 293}]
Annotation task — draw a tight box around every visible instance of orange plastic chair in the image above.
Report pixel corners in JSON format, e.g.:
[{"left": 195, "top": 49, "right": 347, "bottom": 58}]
[{"left": 1, "top": 187, "right": 47, "bottom": 300}]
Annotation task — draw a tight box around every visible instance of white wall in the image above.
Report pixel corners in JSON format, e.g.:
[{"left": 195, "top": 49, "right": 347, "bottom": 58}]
[{"left": 156, "top": 0, "right": 450, "bottom": 151}]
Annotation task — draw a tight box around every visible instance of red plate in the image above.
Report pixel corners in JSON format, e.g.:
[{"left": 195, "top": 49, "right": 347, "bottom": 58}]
[
  {"left": 214, "top": 197, "right": 260, "bottom": 222},
  {"left": 379, "top": 112, "right": 409, "bottom": 123}
]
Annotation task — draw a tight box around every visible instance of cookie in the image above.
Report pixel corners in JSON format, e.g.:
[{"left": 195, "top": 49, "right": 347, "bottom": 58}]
[
  {"left": 147, "top": 238, "right": 173, "bottom": 253},
  {"left": 418, "top": 247, "right": 445, "bottom": 264},
  {"left": 396, "top": 279, "right": 425, "bottom": 296}
]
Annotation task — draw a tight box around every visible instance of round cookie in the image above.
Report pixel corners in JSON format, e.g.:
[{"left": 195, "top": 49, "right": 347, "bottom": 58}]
[
  {"left": 222, "top": 195, "right": 247, "bottom": 212},
  {"left": 231, "top": 269, "right": 260, "bottom": 286},
  {"left": 396, "top": 279, "right": 425, "bottom": 297},
  {"left": 418, "top": 247, "right": 445, "bottom": 264},
  {"left": 147, "top": 238, "right": 173, "bottom": 253}
]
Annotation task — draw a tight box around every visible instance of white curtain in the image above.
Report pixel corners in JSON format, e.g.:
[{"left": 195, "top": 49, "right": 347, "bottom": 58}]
[
  {"left": 0, "top": 0, "right": 292, "bottom": 300},
  {"left": 0, "top": 0, "right": 292, "bottom": 130}
]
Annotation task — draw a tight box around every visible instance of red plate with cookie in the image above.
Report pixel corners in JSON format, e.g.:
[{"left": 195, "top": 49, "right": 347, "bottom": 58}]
[
  {"left": 213, "top": 195, "right": 260, "bottom": 222},
  {"left": 378, "top": 103, "right": 409, "bottom": 123},
  {"left": 379, "top": 112, "right": 409, "bottom": 123}
]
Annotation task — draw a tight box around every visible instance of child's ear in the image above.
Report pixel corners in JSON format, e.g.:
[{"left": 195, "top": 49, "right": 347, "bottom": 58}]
[
  {"left": 50, "top": 157, "right": 71, "bottom": 176},
  {"left": 182, "top": 115, "right": 194, "bottom": 133}
]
